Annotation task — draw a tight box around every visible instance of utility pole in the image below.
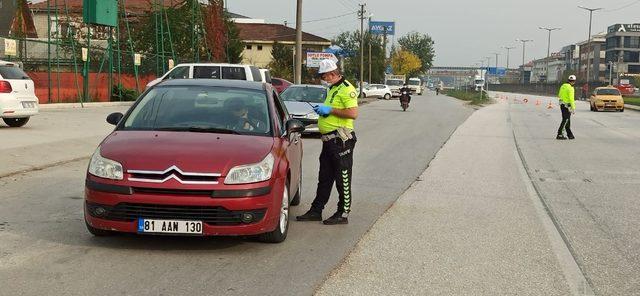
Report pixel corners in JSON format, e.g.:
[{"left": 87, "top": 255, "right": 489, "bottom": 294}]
[
  {"left": 295, "top": 0, "right": 303, "bottom": 84},
  {"left": 503, "top": 46, "right": 515, "bottom": 69},
  {"left": 368, "top": 14, "right": 373, "bottom": 84},
  {"left": 492, "top": 52, "right": 500, "bottom": 83},
  {"left": 358, "top": 3, "right": 366, "bottom": 96},
  {"left": 539, "top": 27, "right": 561, "bottom": 83},
  {"left": 486, "top": 56, "right": 492, "bottom": 93},
  {"left": 516, "top": 39, "right": 533, "bottom": 84},
  {"left": 578, "top": 6, "right": 602, "bottom": 84}
]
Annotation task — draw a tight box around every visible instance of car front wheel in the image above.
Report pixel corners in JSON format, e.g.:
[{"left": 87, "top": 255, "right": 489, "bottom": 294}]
[
  {"left": 384, "top": 93, "right": 391, "bottom": 100},
  {"left": 3, "top": 117, "right": 30, "bottom": 127},
  {"left": 258, "top": 183, "right": 289, "bottom": 243}
]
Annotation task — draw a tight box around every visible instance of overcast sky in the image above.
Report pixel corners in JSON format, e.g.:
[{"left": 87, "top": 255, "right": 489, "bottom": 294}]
[{"left": 228, "top": 0, "right": 640, "bottom": 67}]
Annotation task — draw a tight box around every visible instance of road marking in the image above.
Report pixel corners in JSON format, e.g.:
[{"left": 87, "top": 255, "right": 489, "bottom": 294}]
[{"left": 508, "top": 103, "right": 595, "bottom": 296}]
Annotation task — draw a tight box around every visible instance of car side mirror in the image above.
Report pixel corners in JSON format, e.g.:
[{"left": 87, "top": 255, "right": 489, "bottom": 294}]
[
  {"left": 285, "top": 119, "right": 305, "bottom": 134},
  {"left": 106, "top": 112, "right": 124, "bottom": 125}
]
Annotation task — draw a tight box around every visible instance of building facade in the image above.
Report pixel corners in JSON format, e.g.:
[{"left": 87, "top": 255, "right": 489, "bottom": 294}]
[
  {"left": 577, "top": 33, "right": 606, "bottom": 82},
  {"left": 605, "top": 24, "right": 640, "bottom": 83}
]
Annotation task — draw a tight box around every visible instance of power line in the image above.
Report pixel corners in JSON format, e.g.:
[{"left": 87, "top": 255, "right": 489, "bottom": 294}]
[
  {"left": 302, "top": 11, "right": 357, "bottom": 23},
  {"left": 605, "top": 0, "right": 640, "bottom": 12}
]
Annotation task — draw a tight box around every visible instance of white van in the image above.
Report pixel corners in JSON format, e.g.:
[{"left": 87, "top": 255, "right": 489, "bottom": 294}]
[
  {"left": 259, "top": 69, "right": 272, "bottom": 83},
  {"left": 146, "top": 63, "right": 263, "bottom": 89},
  {"left": 408, "top": 77, "right": 422, "bottom": 95},
  {"left": 0, "top": 60, "right": 39, "bottom": 127}
]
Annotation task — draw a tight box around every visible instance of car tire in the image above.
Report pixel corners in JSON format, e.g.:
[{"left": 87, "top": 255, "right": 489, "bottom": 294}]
[
  {"left": 85, "top": 220, "right": 115, "bottom": 237},
  {"left": 258, "top": 182, "right": 289, "bottom": 243},
  {"left": 291, "top": 167, "right": 302, "bottom": 206},
  {"left": 383, "top": 93, "right": 391, "bottom": 100},
  {"left": 3, "top": 117, "right": 30, "bottom": 127},
  {"left": 590, "top": 103, "right": 594, "bottom": 111},
  {"left": 620, "top": 108, "right": 624, "bottom": 112}
]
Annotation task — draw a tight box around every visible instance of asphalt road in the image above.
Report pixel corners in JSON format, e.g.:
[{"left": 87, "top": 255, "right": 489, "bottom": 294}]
[
  {"left": 0, "top": 92, "right": 472, "bottom": 296},
  {"left": 502, "top": 92, "right": 640, "bottom": 295}
]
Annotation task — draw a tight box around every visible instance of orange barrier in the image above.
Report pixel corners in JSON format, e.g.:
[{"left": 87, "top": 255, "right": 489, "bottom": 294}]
[{"left": 27, "top": 72, "right": 157, "bottom": 104}]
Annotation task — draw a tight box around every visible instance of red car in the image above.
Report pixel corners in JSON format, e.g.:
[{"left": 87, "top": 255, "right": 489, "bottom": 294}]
[
  {"left": 271, "top": 77, "right": 292, "bottom": 94},
  {"left": 84, "top": 79, "right": 305, "bottom": 243}
]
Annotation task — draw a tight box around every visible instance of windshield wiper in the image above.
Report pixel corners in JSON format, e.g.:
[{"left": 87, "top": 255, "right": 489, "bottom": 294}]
[{"left": 156, "top": 126, "right": 240, "bottom": 134}]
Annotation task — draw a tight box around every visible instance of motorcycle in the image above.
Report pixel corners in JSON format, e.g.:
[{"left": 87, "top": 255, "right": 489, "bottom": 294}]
[{"left": 399, "top": 89, "right": 411, "bottom": 111}]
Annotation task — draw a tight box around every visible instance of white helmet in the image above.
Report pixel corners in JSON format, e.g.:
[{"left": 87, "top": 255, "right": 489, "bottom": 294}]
[
  {"left": 568, "top": 75, "right": 577, "bottom": 81},
  {"left": 318, "top": 59, "right": 338, "bottom": 75}
]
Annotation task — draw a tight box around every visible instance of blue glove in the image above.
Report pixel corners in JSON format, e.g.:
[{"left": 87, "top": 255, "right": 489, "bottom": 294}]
[{"left": 313, "top": 105, "right": 332, "bottom": 117}]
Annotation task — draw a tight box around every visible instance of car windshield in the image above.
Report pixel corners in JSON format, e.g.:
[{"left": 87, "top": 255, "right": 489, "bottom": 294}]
[
  {"left": 122, "top": 86, "right": 272, "bottom": 136},
  {"left": 0, "top": 65, "right": 30, "bottom": 80},
  {"left": 280, "top": 86, "right": 327, "bottom": 103},
  {"left": 597, "top": 89, "right": 620, "bottom": 96},
  {"left": 386, "top": 79, "right": 404, "bottom": 86},
  {"left": 409, "top": 80, "right": 421, "bottom": 85}
]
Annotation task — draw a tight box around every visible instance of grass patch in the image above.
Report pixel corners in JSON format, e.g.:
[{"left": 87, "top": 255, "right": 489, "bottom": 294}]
[
  {"left": 443, "top": 89, "right": 492, "bottom": 105},
  {"left": 625, "top": 97, "right": 640, "bottom": 106}
]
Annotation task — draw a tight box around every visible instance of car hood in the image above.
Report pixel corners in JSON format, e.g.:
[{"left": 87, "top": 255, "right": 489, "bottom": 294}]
[
  {"left": 594, "top": 95, "right": 623, "bottom": 100},
  {"left": 99, "top": 131, "right": 274, "bottom": 175},
  {"left": 284, "top": 101, "right": 319, "bottom": 115}
]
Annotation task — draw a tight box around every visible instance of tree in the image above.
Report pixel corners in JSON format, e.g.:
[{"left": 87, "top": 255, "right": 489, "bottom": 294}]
[
  {"left": 391, "top": 50, "right": 422, "bottom": 77},
  {"left": 398, "top": 32, "right": 435, "bottom": 73},
  {"left": 268, "top": 42, "right": 293, "bottom": 81},
  {"left": 332, "top": 30, "right": 386, "bottom": 83}
]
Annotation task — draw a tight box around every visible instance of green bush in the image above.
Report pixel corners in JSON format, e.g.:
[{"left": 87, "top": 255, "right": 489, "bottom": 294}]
[{"left": 111, "top": 84, "right": 139, "bottom": 101}]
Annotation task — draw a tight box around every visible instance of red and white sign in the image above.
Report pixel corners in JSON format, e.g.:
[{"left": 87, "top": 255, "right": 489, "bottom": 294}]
[{"left": 306, "top": 52, "right": 338, "bottom": 68}]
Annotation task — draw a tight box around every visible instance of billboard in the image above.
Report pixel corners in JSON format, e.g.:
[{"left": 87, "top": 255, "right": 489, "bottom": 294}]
[
  {"left": 369, "top": 21, "right": 395, "bottom": 35},
  {"left": 487, "top": 67, "right": 507, "bottom": 77},
  {"left": 306, "top": 52, "right": 338, "bottom": 68}
]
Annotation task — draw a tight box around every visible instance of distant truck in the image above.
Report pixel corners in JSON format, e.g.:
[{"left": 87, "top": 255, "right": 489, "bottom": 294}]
[
  {"left": 473, "top": 69, "right": 486, "bottom": 91},
  {"left": 408, "top": 77, "right": 422, "bottom": 95},
  {"left": 385, "top": 74, "right": 406, "bottom": 97}
]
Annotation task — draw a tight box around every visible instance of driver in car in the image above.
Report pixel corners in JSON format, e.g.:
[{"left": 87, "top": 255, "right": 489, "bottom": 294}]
[{"left": 225, "top": 98, "right": 265, "bottom": 132}]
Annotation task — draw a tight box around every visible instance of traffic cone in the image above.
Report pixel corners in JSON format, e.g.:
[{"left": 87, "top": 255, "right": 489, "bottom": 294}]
[
  {"left": 535, "top": 99, "right": 540, "bottom": 106},
  {"left": 547, "top": 100, "right": 554, "bottom": 109},
  {"left": 523, "top": 98, "right": 529, "bottom": 104}
]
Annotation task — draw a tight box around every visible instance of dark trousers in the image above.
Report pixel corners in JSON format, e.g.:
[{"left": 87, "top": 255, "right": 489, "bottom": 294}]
[
  {"left": 311, "top": 133, "right": 357, "bottom": 215},
  {"left": 557, "top": 105, "right": 574, "bottom": 137}
]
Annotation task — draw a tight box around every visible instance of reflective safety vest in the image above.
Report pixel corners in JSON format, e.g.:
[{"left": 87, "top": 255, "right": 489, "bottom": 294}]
[
  {"left": 318, "top": 78, "right": 358, "bottom": 134},
  {"left": 558, "top": 83, "right": 576, "bottom": 110}
]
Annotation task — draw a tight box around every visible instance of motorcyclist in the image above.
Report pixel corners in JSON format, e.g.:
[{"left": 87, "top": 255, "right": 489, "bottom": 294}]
[{"left": 399, "top": 83, "right": 412, "bottom": 103}]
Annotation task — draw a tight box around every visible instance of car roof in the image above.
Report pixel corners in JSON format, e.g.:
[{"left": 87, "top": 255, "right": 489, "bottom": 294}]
[
  {"left": 0, "top": 60, "right": 17, "bottom": 66},
  {"left": 595, "top": 86, "right": 619, "bottom": 90},
  {"left": 287, "top": 84, "right": 325, "bottom": 89},
  {"left": 156, "top": 79, "right": 266, "bottom": 90},
  {"left": 174, "top": 63, "right": 254, "bottom": 67}
]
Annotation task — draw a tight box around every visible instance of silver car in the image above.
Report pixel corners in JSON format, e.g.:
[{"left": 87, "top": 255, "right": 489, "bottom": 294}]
[{"left": 280, "top": 85, "right": 326, "bottom": 134}]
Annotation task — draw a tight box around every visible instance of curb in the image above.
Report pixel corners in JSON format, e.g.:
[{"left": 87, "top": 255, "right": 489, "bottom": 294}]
[
  {"left": 38, "top": 101, "right": 134, "bottom": 109},
  {"left": 624, "top": 104, "right": 640, "bottom": 111}
]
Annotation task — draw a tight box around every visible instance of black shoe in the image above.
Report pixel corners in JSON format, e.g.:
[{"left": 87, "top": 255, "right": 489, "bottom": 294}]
[
  {"left": 556, "top": 135, "right": 567, "bottom": 140},
  {"left": 568, "top": 135, "right": 575, "bottom": 140},
  {"left": 323, "top": 212, "right": 348, "bottom": 225},
  {"left": 296, "top": 210, "right": 322, "bottom": 221}
]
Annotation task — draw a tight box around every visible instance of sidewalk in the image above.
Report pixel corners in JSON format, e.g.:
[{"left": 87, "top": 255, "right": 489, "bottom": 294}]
[{"left": 316, "top": 99, "right": 591, "bottom": 295}]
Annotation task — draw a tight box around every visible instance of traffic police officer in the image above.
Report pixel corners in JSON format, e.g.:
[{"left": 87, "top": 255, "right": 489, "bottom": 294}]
[
  {"left": 557, "top": 75, "right": 576, "bottom": 140},
  {"left": 296, "top": 59, "right": 358, "bottom": 225}
]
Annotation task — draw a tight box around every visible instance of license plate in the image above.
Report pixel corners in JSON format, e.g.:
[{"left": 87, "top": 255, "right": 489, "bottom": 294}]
[
  {"left": 22, "top": 102, "right": 36, "bottom": 108},
  {"left": 137, "top": 219, "right": 203, "bottom": 235}
]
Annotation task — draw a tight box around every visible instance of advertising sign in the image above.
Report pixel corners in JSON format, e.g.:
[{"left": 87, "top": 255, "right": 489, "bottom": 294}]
[
  {"left": 369, "top": 21, "right": 395, "bottom": 35},
  {"left": 487, "top": 67, "right": 507, "bottom": 77},
  {"left": 81, "top": 47, "right": 88, "bottom": 61},
  {"left": 134, "top": 53, "right": 141, "bottom": 66},
  {"left": 4, "top": 39, "right": 17, "bottom": 56},
  {"left": 306, "top": 52, "right": 338, "bottom": 68}
]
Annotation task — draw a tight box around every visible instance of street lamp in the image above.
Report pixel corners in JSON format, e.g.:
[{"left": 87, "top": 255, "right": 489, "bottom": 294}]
[
  {"left": 503, "top": 46, "right": 515, "bottom": 69},
  {"left": 485, "top": 56, "right": 492, "bottom": 93},
  {"left": 539, "top": 27, "right": 561, "bottom": 83},
  {"left": 516, "top": 38, "right": 533, "bottom": 84},
  {"left": 578, "top": 6, "right": 602, "bottom": 84}
]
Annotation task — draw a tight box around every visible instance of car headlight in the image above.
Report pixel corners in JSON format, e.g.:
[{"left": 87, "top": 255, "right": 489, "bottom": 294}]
[
  {"left": 306, "top": 112, "right": 319, "bottom": 119},
  {"left": 225, "top": 153, "right": 275, "bottom": 185},
  {"left": 88, "top": 148, "right": 124, "bottom": 180}
]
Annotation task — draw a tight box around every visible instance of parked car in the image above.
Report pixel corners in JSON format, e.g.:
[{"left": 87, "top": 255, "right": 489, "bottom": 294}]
[
  {"left": 271, "top": 77, "right": 292, "bottom": 94},
  {"left": 590, "top": 87, "right": 625, "bottom": 112},
  {"left": 280, "top": 85, "right": 326, "bottom": 134},
  {"left": 362, "top": 84, "right": 392, "bottom": 100},
  {"left": 259, "top": 69, "right": 272, "bottom": 83},
  {"left": 145, "top": 63, "right": 262, "bottom": 89},
  {"left": 85, "top": 79, "right": 305, "bottom": 243},
  {"left": 0, "top": 60, "right": 39, "bottom": 127}
]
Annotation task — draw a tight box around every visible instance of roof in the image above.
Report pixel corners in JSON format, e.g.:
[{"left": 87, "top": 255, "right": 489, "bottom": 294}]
[
  {"left": 30, "top": 0, "right": 180, "bottom": 14},
  {"left": 157, "top": 79, "right": 266, "bottom": 90},
  {"left": 235, "top": 23, "right": 330, "bottom": 44}
]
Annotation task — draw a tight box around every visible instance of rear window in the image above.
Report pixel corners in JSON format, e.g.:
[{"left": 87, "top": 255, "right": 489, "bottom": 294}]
[
  {"left": 250, "top": 66, "right": 261, "bottom": 82},
  {"left": 193, "top": 66, "right": 221, "bottom": 79},
  {"left": 223, "top": 66, "right": 247, "bottom": 80},
  {"left": 0, "top": 65, "right": 30, "bottom": 80},
  {"left": 271, "top": 79, "right": 282, "bottom": 86},
  {"left": 409, "top": 80, "right": 421, "bottom": 85},
  {"left": 597, "top": 89, "right": 621, "bottom": 96}
]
